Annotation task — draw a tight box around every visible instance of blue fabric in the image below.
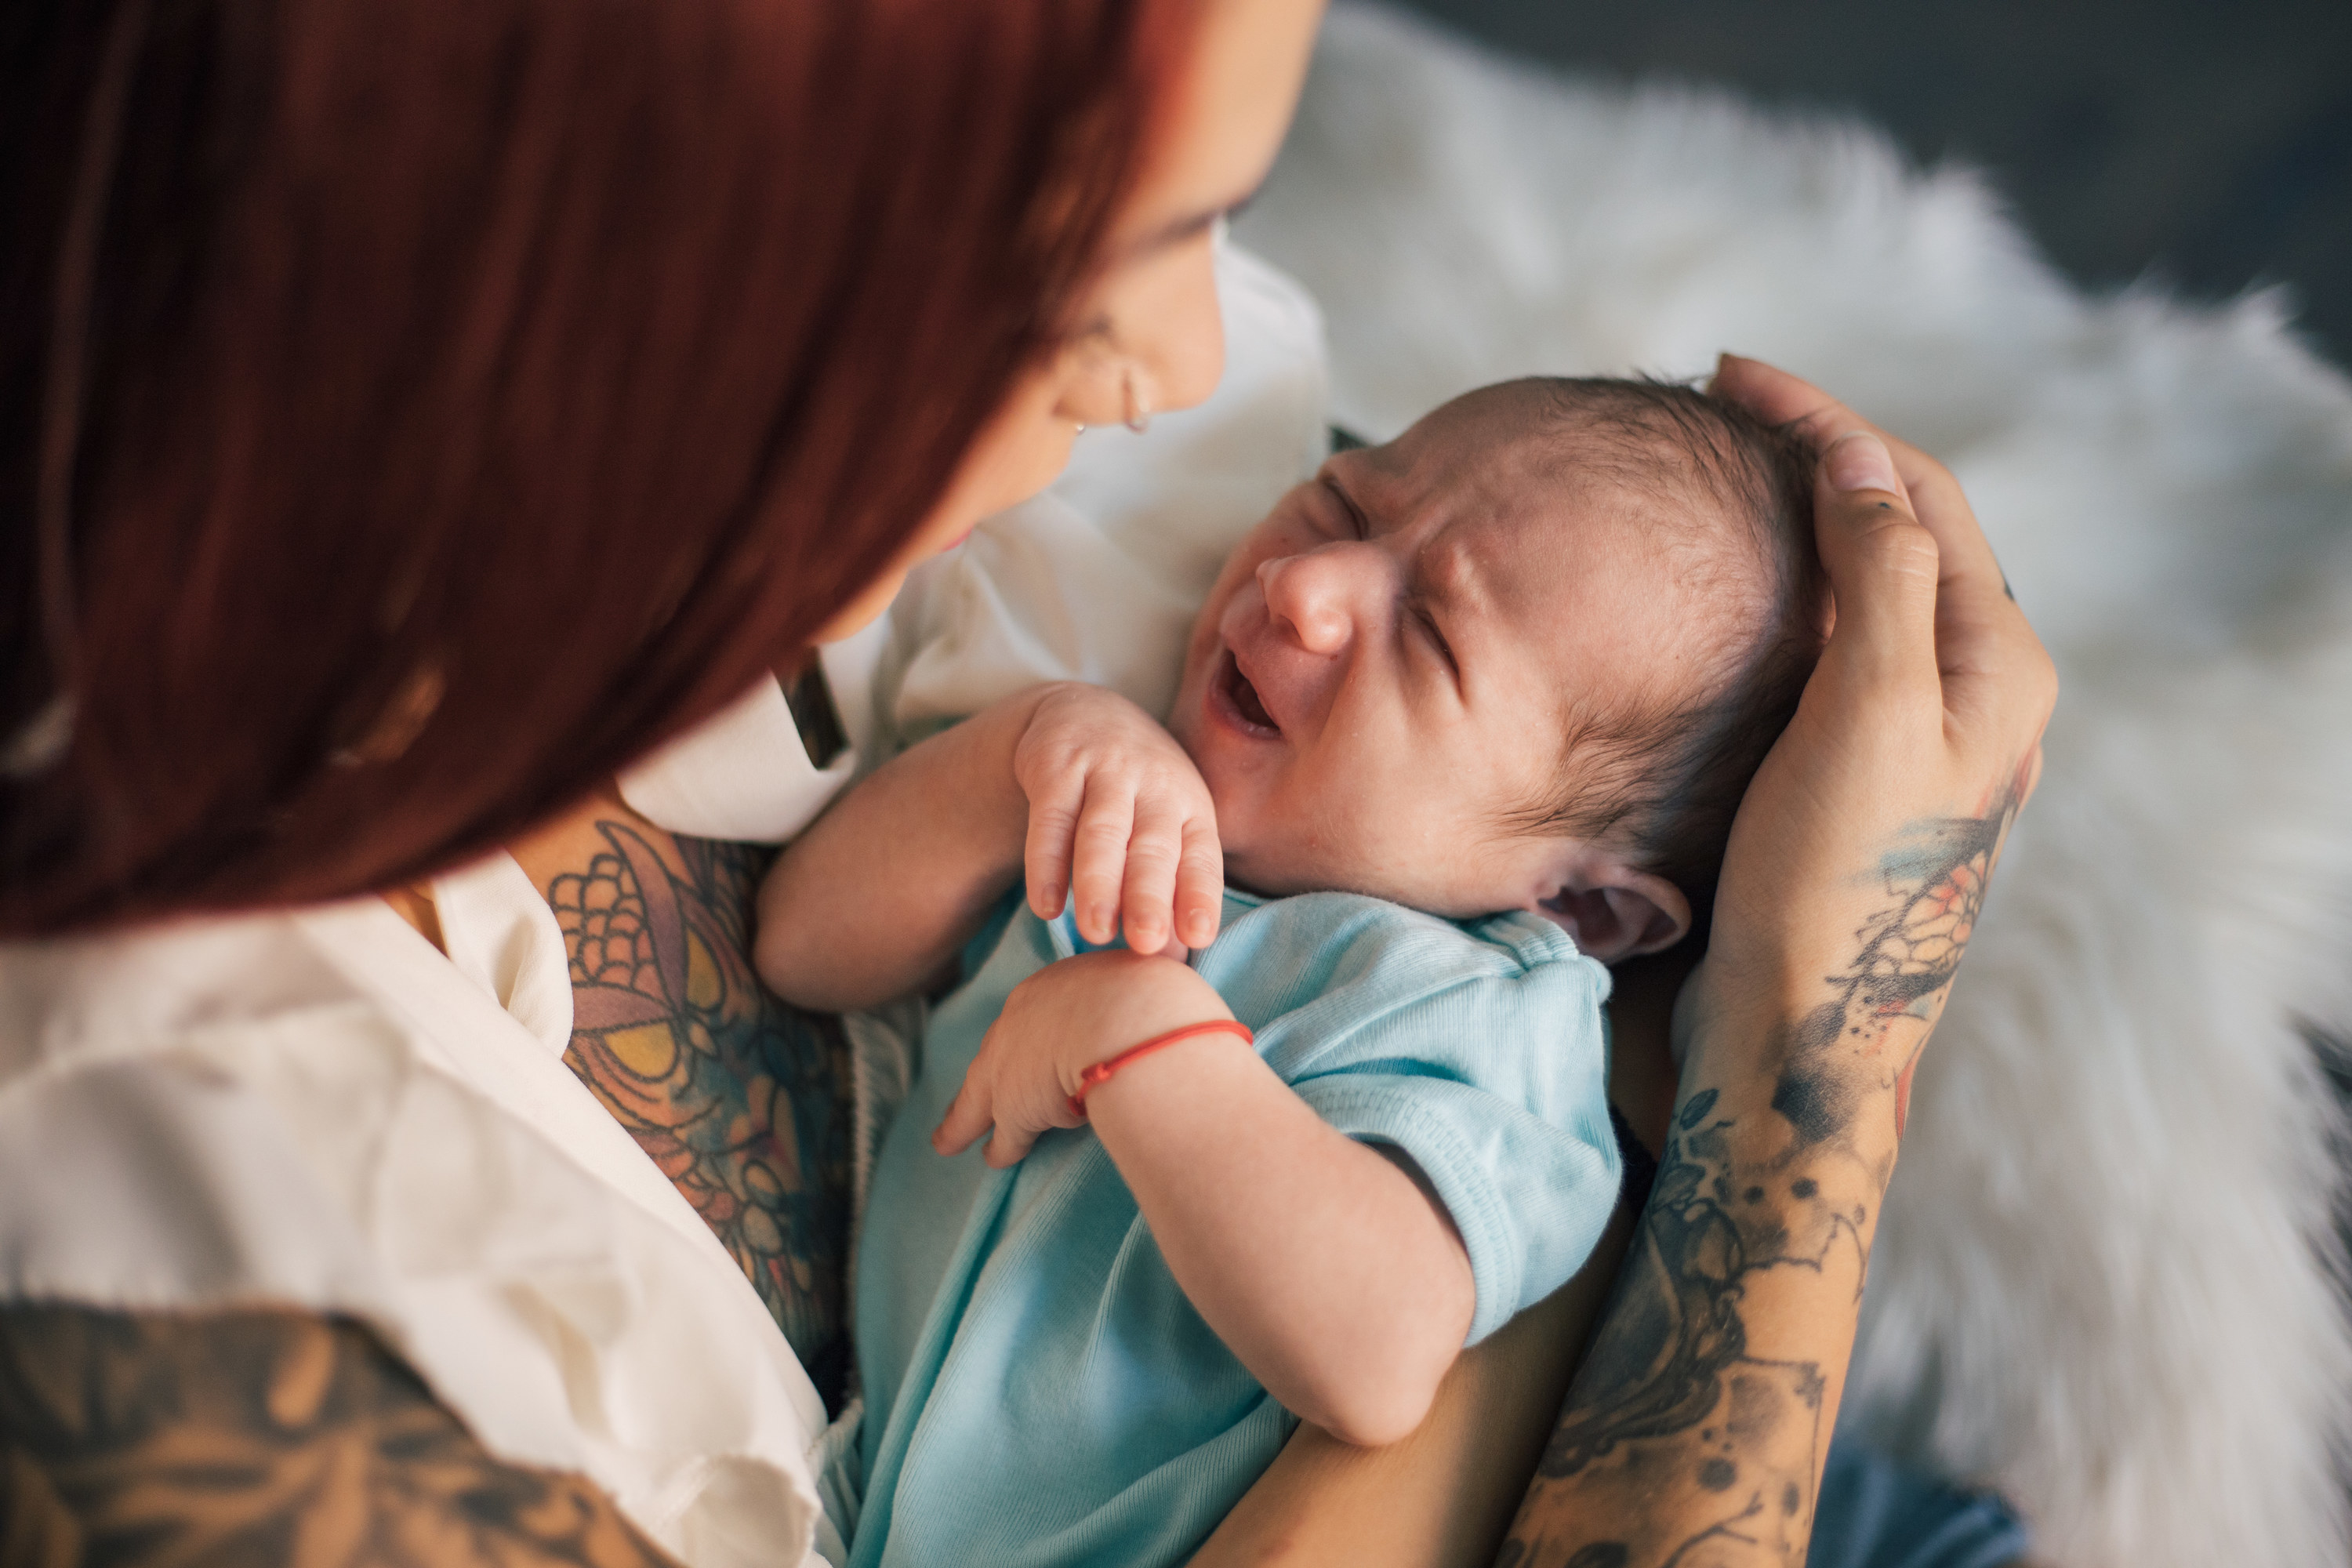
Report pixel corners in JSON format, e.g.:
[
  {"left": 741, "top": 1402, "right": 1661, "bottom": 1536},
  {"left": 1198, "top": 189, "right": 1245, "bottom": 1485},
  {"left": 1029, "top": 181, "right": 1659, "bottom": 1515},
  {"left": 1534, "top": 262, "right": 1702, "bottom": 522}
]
[
  {"left": 849, "top": 886, "right": 1619, "bottom": 1568},
  {"left": 1807, "top": 1442, "right": 2033, "bottom": 1568}
]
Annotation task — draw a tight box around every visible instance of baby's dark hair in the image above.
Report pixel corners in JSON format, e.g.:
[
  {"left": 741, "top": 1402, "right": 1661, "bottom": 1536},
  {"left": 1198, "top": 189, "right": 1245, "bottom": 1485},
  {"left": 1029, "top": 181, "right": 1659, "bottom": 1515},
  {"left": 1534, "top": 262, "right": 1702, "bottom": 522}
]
[{"left": 1502, "top": 376, "right": 1827, "bottom": 930}]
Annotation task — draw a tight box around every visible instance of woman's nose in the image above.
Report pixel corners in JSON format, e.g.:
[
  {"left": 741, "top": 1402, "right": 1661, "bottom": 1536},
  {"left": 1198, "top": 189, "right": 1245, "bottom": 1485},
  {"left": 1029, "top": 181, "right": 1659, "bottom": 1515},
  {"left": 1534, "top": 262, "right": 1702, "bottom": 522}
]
[{"left": 1259, "top": 547, "right": 1370, "bottom": 655}]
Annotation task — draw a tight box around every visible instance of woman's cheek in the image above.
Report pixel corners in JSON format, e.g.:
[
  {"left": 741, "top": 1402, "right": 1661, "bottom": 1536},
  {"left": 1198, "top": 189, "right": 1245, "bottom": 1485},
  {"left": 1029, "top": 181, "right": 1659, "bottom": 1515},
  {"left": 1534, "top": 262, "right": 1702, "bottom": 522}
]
[{"left": 808, "top": 412, "right": 1076, "bottom": 645}]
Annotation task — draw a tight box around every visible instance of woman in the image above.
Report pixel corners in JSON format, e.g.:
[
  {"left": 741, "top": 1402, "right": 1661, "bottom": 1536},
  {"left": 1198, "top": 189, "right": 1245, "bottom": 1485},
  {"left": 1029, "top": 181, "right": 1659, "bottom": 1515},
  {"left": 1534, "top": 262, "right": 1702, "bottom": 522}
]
[{"left": 0, "top": 2, "right": 2053, "bottom": 1566}]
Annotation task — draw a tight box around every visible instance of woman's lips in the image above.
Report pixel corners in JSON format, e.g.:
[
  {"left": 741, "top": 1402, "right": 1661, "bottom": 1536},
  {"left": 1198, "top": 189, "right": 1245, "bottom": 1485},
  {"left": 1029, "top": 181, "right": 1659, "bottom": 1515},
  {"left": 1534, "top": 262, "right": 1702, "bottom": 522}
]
[{"left": 1214, "top": 648, "right": 1281, "bottom": 735}]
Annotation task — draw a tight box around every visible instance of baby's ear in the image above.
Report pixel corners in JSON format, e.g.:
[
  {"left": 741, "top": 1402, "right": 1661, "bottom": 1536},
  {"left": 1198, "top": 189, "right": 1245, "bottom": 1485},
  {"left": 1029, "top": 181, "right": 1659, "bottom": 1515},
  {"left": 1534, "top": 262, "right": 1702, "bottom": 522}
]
[{"left": 1528, "top": 858, "right": 1690, "bottom": 964}]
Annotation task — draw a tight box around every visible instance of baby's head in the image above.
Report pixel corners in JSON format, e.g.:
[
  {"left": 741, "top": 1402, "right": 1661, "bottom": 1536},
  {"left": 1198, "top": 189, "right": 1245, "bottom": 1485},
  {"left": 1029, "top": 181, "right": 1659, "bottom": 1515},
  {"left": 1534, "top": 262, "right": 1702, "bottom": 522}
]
[{"left": 1167, "top": 376, "right": 1824, "bottom": 961}]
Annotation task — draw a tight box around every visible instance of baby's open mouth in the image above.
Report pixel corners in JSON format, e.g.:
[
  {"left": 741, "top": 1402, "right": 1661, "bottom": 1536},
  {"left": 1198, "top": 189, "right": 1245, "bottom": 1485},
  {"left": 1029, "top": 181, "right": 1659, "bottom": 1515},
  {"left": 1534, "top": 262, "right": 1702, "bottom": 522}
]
[{"left": 1219, "top": 650, "right": 1280, "bottom": 734}]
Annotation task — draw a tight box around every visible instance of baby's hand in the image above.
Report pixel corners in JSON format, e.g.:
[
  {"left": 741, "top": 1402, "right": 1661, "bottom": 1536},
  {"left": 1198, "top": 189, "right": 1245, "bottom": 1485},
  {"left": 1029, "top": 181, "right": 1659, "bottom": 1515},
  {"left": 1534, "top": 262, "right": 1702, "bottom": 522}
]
[
  {"left": 1014, "top": 684, "right": 1223, "bottom": 954},
  {"left": 933, "top": 949, "right": 1235, "bottom": 1167}
]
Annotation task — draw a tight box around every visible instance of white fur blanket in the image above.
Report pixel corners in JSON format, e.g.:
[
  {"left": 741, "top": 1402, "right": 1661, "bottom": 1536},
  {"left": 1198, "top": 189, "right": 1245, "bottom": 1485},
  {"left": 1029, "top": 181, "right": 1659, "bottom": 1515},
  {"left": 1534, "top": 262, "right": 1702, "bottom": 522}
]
[{"left": 1236, "top": 9, "right": 2352, "bottom": 1566}]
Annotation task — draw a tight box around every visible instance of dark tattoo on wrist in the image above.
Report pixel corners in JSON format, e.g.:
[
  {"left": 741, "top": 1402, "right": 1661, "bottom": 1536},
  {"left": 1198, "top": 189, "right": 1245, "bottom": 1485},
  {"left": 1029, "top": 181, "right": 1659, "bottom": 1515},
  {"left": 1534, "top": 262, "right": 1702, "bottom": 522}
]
[
  {"left": 0, "top": 1304, "right": 674, "bottom": 1566},
  {"left": 1771, "top": 790, "right": 2014, "bottom": 1151},
  {"left": 1503, "top": 1096, "right": 1857, "bottom": 1568},
  {"left": 550, "top": 822, "right": 853, "bottom": 1406},
  {"left": 1501, "top": 788, "right": 2021, "bottom": 1567}
]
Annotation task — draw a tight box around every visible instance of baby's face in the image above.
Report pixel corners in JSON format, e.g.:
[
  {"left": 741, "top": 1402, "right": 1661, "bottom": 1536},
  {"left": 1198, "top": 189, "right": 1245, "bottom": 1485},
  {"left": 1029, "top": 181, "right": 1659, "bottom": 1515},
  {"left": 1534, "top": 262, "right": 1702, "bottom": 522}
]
[{"left": 1167, "top": 390, "right": 1718, "bottom": 916}]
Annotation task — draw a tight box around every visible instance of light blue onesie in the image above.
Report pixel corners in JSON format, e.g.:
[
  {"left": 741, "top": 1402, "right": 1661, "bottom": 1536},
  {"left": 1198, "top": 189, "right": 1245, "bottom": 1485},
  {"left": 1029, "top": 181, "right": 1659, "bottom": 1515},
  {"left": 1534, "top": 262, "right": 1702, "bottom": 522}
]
[{"left": 846, "top": 886, "right": 1621, "bottom": 1568}]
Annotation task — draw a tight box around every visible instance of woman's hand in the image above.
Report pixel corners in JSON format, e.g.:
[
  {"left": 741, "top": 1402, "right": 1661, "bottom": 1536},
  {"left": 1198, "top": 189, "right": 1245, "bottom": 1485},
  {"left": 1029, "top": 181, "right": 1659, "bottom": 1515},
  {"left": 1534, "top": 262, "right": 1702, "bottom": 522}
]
[
  {"left": 933, "top": 949, "right": 1232, "bottom": 1167},
  {"left": 1497, "top": 358, "right": 2056, "bottom": 1568},
  {"left": 1014, "top": 684, "right": 1225, "bottom": 956},
  {"left": 1686, "top": 354, "right": 2058, "bottom": 1134}
]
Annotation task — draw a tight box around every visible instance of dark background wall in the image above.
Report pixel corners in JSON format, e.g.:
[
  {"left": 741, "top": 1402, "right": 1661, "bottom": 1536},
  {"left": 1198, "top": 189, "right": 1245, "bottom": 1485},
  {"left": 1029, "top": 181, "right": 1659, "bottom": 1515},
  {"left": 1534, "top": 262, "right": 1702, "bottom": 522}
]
[{"left": 1394, "top": 1, "right": 2352, "bottom": 373}]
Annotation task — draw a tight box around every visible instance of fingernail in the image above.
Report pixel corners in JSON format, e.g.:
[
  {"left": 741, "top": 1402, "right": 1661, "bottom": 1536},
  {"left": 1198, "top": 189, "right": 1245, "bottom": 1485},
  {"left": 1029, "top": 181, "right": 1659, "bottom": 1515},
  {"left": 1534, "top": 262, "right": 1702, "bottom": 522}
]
[{"left": 1825, "top": 430, "right": 1899, "bottom": 494}]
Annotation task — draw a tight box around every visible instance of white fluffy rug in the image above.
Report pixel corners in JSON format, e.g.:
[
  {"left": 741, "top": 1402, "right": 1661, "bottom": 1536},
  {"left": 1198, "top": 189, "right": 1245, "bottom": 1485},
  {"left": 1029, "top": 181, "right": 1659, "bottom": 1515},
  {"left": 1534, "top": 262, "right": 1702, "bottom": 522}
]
[{"left": 1236, "top": 9, "right": 2352, "bottom": 1566}]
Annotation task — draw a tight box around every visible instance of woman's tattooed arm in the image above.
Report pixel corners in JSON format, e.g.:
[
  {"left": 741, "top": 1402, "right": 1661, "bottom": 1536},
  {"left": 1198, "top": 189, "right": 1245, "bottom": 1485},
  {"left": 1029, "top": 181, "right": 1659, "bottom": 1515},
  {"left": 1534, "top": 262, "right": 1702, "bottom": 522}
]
[
  {"left": 0, "top": 1305, "right": 676, "bottom": 1566},
  {"left": 1498, "top": 794, "right": 2018, "bottom": 1568},
  {"left": 513, "top": 803, "right": 855, "bottom": 1406}
]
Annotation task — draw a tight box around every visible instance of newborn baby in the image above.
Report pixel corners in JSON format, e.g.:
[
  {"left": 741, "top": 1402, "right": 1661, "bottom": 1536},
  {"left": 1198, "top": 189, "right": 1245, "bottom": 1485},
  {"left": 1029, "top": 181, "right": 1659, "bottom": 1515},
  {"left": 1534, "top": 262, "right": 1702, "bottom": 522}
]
[{"left": 758, "top": 376, "right": 1823, "bottom": 1568}]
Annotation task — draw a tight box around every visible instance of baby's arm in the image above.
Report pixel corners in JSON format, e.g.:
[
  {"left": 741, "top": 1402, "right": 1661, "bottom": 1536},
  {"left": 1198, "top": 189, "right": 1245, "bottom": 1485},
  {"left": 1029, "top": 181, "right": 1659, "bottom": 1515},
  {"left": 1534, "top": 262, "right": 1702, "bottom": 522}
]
[
  {"left": 933, "top": 952, "right": 1477, "bottom": 1447},
  {"left": 756, "top": 684, "right": 1223, "bottom": 1012},
  {"left": 757, "top": 694, "right": 1032, "bottom": 1011}
]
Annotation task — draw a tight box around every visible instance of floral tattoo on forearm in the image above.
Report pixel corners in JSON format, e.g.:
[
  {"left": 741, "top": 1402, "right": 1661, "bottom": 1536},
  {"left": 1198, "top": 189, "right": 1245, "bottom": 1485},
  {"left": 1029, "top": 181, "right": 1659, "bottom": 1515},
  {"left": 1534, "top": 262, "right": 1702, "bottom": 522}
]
[
  {"left": 1769, "top": 808, "right": 2000, "bottom": 1149},
  {"left": 1501, "top": 790, "right": 2020, "bottom": 1568},
  {"left": 0, "top": 1305, "right": 675, "bottom": 1566},
  {"left": 550, "top": 822, "right": 854, "bottom": 1406}
]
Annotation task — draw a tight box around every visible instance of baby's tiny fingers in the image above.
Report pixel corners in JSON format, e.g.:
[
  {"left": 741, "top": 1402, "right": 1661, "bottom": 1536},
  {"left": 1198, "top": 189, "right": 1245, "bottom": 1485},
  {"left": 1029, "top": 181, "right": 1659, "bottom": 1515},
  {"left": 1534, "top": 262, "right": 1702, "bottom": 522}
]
[
  {"left": 1174, "top": 816, "right": 1224, "bottom": 950},
  {"left": 1022, "top": 775, "right": 1086, "bottom": 921},
  {"left": 1069, "top": 776, "right": 1138, "bottom": 944},
  {"left": 1120, "top": 797, "right": 1185, "bottom": 954},
  {"left": 931, "top": 1079, "right": 993, "bottom": 1157},
  {"left": 983, "top": 1121, "right": 1040, "bottom": 1169}
]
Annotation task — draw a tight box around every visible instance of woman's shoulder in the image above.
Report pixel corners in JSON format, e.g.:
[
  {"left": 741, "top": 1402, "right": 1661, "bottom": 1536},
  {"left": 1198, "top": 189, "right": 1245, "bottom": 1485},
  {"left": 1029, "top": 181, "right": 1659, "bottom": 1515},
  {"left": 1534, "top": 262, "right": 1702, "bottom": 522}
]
[
  {"left": 1, "top": 906, "right": 378, "bottom": 1072},
  {"left": 0, "top": 904, "right": 836, "bottom": 1567}
]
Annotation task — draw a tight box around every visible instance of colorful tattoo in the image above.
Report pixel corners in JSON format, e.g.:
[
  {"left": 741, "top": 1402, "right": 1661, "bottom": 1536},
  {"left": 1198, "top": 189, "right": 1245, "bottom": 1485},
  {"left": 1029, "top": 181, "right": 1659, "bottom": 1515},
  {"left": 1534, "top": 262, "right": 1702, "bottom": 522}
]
[
  {"left": 548, "top": 821, "right": 853, "bottom": 1406},
  {"left": 1501, "top": 792, "right": 2020, "bottom": 1568},
  {"left": 1769, "top": 808, "right": 2002, "bottom": 1151},
  {"left": 0, "top": 1304, "right": 674, "bottom": 1566}
]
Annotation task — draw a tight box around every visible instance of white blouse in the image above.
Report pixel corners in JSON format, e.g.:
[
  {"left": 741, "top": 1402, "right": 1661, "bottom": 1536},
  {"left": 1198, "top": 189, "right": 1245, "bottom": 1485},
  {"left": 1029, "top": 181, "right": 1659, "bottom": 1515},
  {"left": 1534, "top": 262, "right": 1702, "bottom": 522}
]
[{"left": 0, "top": 858, "right": 838, "bottom": 1565}]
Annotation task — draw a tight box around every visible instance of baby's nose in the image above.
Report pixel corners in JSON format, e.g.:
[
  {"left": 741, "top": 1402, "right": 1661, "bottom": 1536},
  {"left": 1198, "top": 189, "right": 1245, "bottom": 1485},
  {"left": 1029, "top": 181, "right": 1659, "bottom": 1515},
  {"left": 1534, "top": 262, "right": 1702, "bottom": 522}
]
[{"left": 1259, "top": 548, "right": 1361, "bottom": 655}]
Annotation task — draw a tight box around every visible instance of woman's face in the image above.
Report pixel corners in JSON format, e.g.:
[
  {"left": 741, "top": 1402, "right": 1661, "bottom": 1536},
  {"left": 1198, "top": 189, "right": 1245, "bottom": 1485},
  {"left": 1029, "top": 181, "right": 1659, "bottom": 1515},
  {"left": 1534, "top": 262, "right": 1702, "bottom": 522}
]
[{"left": 810, "top": 0, "right": 1327, "bottom": 643}]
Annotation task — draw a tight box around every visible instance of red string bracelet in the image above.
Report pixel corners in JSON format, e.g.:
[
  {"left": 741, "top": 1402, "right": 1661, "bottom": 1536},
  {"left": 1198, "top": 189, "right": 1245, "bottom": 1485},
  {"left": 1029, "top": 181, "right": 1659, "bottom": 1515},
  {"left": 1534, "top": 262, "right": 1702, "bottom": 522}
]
[{"left": 1066, "top": 1018, "right": 1254, "bottom": 1118}]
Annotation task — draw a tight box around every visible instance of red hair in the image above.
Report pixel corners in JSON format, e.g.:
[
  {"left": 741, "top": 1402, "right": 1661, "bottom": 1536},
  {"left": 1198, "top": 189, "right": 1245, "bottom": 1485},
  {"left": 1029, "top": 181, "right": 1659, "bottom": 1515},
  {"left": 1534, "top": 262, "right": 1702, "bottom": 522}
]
[{"left": 2, "top": 0, "right": 1192, "bottom": 933}]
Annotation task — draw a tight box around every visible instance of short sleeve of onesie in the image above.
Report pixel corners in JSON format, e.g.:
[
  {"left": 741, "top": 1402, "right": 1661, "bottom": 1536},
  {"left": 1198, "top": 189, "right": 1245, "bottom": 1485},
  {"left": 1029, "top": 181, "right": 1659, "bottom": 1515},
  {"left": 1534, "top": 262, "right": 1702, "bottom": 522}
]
[{"left": 1191, "top": 891, "right": 1620, "bottom": 1345}]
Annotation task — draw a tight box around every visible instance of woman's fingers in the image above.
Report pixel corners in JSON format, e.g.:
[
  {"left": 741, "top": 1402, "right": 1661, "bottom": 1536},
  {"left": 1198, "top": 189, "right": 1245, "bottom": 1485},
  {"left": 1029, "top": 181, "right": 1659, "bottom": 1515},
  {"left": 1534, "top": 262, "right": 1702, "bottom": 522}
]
[
  {"left": 1717, "top": 354, "right": 2051, "bottom": 735},
  {"left": 1708, "top": 352, "right": 1826, "bottom": 428},
  {"left": 1810, "top": 433, "right": 1944, "bottom": 700},
  {"left": 1714, "top": 355, "right": 2003, "bottom": 588}
]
